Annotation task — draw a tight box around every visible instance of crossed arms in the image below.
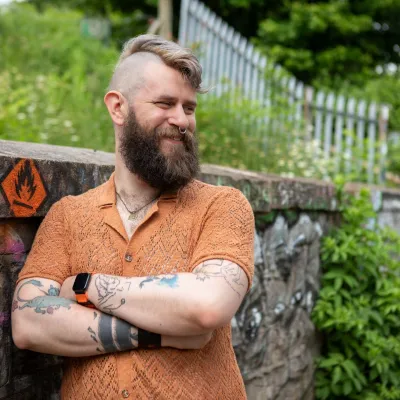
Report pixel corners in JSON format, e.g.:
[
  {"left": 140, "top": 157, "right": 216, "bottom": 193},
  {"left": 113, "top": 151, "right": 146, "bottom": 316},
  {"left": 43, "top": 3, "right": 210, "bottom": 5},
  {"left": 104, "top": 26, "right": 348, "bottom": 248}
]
[{"left": 11, "top": 259, "right": 248, "bottom": 357}]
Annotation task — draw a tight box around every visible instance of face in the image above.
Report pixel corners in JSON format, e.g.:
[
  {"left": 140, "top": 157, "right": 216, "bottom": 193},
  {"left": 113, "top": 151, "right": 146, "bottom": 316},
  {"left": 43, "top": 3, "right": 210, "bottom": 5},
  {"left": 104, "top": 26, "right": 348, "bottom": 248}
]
[
  {"left": 118, "top": 62, "right": 200, "bottom": 191},
  {"left": 119, "top": 108, "right": 199, "bottom": 191}
]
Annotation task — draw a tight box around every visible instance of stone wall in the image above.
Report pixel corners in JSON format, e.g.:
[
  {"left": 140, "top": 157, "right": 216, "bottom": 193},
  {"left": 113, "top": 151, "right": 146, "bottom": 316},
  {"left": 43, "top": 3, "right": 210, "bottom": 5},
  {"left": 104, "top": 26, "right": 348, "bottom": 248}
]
[{"left": 1, "top": 140, "right": 400, "bottom": 400}]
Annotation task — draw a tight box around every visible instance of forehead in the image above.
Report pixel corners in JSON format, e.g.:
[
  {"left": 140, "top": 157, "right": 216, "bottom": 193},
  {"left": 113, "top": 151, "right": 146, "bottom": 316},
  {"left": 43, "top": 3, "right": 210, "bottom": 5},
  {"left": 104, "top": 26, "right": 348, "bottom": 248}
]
[{"left": 136, "top": 61, "right": 196, "bottom": 100}]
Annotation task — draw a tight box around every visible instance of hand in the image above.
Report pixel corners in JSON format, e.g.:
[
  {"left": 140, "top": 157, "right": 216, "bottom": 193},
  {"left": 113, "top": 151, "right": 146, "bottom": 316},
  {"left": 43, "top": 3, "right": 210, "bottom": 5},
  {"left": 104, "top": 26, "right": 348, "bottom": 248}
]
[
  {"left": 59, "top": 275, "right": 77, "bottom": 301},
  {"left": 162, "top": 331, "right": 213, "bottom": 350}
]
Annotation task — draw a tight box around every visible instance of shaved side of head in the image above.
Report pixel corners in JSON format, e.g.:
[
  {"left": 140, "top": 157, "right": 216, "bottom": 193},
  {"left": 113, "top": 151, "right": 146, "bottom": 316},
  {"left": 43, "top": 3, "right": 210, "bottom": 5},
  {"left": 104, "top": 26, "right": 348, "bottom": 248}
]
[
  {"left": 108, "top": 34, "right": 204, "bottom": 101},
  {"left": 108, "top": 51, "right": 163, "bottom": 100}
]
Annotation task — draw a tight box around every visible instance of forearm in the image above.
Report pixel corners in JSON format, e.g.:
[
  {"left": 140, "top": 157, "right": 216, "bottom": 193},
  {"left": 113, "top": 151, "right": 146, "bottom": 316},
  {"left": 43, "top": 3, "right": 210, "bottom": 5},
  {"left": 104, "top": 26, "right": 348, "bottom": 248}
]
[
  {"left": 88, "top": 273, "right": 204, "bottom": 336},
  {"left": 12, "top": 296, "right": 139, "bottom": 357},
  {"left": 88, "top": 264, "right": 245, "bottom": 336}
]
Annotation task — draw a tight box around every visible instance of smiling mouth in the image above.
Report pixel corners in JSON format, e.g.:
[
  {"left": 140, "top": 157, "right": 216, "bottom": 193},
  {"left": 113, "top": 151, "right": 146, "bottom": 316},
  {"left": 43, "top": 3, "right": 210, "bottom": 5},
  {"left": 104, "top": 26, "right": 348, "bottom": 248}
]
[{"left": 164, "top": 137, "right": 183, "bottom": 142}]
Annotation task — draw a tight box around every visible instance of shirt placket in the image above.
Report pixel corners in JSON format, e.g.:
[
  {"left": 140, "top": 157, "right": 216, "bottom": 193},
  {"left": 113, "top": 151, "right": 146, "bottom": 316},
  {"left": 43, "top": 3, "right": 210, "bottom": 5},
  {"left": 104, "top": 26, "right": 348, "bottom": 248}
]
[{"left": 116, "top": 200, "right": 162, "bottom": 398}]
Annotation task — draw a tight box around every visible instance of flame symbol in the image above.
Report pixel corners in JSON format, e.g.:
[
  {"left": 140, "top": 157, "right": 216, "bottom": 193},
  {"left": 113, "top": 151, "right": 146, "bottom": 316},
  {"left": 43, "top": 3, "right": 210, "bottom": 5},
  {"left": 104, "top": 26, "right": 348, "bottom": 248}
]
[{"left": 14, "top": 160, "right": 37, "bottom": 202}]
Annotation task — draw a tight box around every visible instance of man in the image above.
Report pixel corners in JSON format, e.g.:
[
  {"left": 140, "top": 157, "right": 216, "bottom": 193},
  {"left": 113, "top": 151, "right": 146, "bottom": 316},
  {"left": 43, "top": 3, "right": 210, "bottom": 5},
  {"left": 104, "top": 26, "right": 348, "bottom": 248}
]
[{"left": 11, "top": 34, "right": 254, "bottom": 399}]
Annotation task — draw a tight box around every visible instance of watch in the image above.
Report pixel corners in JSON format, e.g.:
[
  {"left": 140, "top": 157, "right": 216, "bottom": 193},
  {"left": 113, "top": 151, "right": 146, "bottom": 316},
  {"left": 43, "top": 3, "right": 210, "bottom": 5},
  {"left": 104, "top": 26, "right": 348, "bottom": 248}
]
[{"left": 73, "top": 273, "right": 95, "bottom": 308}]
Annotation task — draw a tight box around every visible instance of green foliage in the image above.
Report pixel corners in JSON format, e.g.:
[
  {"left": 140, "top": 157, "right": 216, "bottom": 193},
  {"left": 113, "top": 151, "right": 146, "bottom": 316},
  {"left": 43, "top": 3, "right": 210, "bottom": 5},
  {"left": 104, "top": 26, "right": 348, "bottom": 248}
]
[
  {"left": 26, "top": 0, "right": 156, "bottom": 17},
  {"left": 0, "top": 4, "right": 117, "bottom": 149},
  {"left": 23, "top": 0, "right": 400, "bottom": 136},
  {"left": 255, "top": 0, "right": 400, "bottom": 89},
  {"left": 195, "top": 87, "right": 335, "bottom": 177},
  {"left": 0, "top": 4, "right": 387, "bottom": 184},
  {"left": 312, "top": 182, "right": 400, "bottom": 399},
  {"left": 0, "top": 4, "right": 329, "bottom": 177},
  {"left": 348, "top": 74, "right": 400, "bottom": 175}
]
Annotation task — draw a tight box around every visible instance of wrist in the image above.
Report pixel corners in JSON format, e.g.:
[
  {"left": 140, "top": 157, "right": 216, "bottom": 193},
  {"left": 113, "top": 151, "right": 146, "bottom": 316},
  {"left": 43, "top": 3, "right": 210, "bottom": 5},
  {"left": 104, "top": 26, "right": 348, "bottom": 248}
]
[
  {"left": 138, "top": 328, "right": 161, "bottom": 348},
  {"left": 87, "top": 273, "right": 97, "bottom": 306}
]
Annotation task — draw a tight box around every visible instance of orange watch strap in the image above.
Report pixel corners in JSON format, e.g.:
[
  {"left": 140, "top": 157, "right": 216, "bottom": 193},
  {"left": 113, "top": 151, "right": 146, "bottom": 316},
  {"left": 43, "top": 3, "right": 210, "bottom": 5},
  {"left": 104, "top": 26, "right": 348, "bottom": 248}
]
[{"left": 75, "top": 293, "right": 95, "bottom": 308}]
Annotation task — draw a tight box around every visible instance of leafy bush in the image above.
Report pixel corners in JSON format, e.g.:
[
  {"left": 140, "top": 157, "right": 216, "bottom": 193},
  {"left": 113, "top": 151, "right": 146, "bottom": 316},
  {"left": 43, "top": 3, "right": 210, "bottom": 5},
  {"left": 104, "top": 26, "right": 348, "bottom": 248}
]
[
  {"left": 0, "top": 4, "right": 117, "bottom": 150},
  {"left": 312, "top": 182, "right": 400, "bottom": 399}
]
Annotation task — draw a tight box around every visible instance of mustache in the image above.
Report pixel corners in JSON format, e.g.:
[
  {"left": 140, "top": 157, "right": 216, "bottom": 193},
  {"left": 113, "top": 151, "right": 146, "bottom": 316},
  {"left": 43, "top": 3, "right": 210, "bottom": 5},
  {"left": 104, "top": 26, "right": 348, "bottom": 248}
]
[
  {"left": 157, "top": 127, "right": 192, "bottom": 138},
  {"left": 156, "top": 127, "right": 195, "bottom": 147}
]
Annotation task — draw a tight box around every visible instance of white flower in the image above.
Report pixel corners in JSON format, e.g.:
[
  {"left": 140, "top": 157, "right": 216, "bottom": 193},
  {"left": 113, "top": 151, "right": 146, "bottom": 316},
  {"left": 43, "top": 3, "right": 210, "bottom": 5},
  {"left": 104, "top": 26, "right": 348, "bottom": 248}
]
[
  {"left": 36, "top": 75, "right": 46, "bottom": 83},
  {"left": 27, "top": 104, "right": 36, "bottom": 113},
  {"left": 71, "top": 135, "right": 79, "bottom": 142},
  {"left": 45, "top": 118, "right": 58, "bottom": 126},
  {"left": 63, "top": 120, "right": 73, "bottom": 128},
  {"left": 298, "top": 161, "right": 306, "bottom": 169}
]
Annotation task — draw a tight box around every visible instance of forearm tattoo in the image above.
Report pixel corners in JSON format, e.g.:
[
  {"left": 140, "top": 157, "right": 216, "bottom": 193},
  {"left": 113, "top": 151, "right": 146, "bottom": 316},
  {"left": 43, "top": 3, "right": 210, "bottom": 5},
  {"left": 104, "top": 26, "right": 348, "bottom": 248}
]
[
  {"left": 88, "top": 312, "right": 138, "bottom": 353},
  {"left": 194, "top": 260, "right": 245, "bottom": 298},
  {"left": 139, "top": 274, "right": 179, "bottom": 289},
  {"left": 94, "top": 275, "right": 129, "bottom": 313},
  {"left": 12, "top": 279, "right": 74, "bottom": 315}
]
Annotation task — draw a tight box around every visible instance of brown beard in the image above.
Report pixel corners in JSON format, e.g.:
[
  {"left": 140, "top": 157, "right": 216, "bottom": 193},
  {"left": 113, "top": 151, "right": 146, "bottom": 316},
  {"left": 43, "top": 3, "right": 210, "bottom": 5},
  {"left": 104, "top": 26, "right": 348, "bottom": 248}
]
[{"left": 119, "top": 108, "right": 200, "bottom": 191}]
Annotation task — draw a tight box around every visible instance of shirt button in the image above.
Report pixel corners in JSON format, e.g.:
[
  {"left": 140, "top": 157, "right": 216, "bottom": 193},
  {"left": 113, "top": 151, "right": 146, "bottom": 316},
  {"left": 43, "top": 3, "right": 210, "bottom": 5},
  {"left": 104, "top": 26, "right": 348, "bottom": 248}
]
[
  {"left": 125, "top": 253, "right": 133, "bottom": 262},
  {"left": 122, "top": 389, "right": 130, "bottom": 398}
]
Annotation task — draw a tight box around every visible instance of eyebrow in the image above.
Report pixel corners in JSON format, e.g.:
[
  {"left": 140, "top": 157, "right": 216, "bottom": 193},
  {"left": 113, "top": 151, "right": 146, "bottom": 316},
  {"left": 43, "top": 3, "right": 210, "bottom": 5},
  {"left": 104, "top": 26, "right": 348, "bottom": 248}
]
[{"left": 155, "top": 95, "right": 197, "bottom": 108}]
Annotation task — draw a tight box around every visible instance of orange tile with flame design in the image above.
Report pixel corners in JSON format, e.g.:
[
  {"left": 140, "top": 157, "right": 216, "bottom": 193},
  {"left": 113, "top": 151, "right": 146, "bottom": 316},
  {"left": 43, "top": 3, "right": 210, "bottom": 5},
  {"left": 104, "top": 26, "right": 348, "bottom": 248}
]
[{"left": 1, "top": 159, "right": 47, "bottom": 217}]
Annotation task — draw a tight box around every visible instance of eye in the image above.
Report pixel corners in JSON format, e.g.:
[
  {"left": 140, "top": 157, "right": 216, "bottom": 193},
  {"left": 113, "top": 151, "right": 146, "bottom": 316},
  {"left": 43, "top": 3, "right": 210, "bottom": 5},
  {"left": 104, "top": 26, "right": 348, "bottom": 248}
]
[
  {"left": 184, "top": 106, "right": 196, "bottom": 115},
  {"left": 155, "top": 101, "right": 172, "bottom": 109}
]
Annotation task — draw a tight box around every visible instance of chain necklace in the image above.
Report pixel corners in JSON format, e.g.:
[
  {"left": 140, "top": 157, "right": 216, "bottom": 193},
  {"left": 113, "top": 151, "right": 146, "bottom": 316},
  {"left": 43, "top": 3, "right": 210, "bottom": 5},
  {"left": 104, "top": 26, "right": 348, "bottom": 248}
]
[{"left": 116, "top": 191, "right": 158, "bottom": 221}]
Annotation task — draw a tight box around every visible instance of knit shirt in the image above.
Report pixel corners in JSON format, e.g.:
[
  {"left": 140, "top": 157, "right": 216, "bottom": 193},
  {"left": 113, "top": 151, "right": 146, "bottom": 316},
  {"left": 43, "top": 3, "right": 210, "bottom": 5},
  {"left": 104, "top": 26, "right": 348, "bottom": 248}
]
[{"left": 18, "top": 173, "right": 255, "bottom": 400}]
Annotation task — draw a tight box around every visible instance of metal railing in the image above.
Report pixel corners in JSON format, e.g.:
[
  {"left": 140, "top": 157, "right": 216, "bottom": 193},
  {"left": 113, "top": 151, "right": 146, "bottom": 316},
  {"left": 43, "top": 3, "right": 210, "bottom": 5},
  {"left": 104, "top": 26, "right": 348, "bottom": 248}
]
[{"left": 178, "top": 0, "right": 390, "bottom": 184}]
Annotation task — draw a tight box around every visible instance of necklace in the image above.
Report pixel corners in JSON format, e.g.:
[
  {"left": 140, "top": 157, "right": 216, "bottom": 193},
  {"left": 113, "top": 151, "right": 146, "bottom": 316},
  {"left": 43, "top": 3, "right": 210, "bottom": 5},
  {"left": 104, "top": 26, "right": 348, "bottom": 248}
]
[{"left": 116, "top": 191, "right": 158, "bottom": 221}]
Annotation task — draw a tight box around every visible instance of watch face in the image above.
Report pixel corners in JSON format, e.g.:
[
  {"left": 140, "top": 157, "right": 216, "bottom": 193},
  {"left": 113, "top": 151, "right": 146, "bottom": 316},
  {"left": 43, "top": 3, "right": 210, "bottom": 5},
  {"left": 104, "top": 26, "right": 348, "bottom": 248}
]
[{"left": 73, "top": 273, "right": 91, "bottom": 294}]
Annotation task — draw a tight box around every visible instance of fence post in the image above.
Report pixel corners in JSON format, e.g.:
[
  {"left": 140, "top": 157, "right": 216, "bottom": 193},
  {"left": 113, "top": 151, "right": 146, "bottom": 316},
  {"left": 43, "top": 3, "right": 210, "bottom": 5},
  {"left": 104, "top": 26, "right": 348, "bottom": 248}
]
[
  {"left": 203, "top": 12, "right": 217, "bottom": 90},
  {"left": 367, "top": 103, "right": 377, "bottom": 183},
  {"left": 216, "top": 22, "right": 229, "bottom": 96},
  {"left": 294, "top": 82, "right": 304, "bottom": 141},
  {"left": 344, "top": 98, "right": 356, "bottom": 175},
  {"left": 196, "top": 5, "right": 210, "bottom": 67},
  {"left": 378, "top": 105, "right": 390, "bottom": 184},
  {"left": 178, "top": 0, "right": 190, "bottom": 45},
  {"left": 323, "top": 93, "right": 335, "bottom": 162},
  {"left": 303, "top": 86, "right": 313, "bottom": 142},
  {"left": 243, "top": 43, "right": 254, "bottom": 98},
  {"left": 356, "top": 100, "right": 367, "bottom": 176},
  {"left": 334, "top": 95, "right": 345, "bottom": 174},
  {"left": 223, "top": 26, "right": 235, "bottom": 93},
  {"left": 314, "top": 91, "right": 325, "bottom": 146},
  {"left": 186, "top": 1, "right": 199, "bottom": 47}
]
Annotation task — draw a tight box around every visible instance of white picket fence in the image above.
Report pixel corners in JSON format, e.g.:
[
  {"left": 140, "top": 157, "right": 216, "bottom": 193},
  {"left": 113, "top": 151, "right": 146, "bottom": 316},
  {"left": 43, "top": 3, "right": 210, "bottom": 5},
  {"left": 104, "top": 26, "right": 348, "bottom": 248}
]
[{"left": 178, "top": 0, "right": 390, "bottom": 184}]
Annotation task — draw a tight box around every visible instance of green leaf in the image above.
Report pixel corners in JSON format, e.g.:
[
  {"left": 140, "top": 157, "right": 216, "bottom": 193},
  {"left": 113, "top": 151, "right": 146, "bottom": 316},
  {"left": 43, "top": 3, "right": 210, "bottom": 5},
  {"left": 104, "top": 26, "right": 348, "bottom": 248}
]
[
  {"left": 332, "top": 366, "right": 343, "bottom": 386},
  {"left": 343, "top": 380, "right": 353, "bottom": 395},
  {"left": 334, "top": 277, "right": 343, "bottom": 291}
]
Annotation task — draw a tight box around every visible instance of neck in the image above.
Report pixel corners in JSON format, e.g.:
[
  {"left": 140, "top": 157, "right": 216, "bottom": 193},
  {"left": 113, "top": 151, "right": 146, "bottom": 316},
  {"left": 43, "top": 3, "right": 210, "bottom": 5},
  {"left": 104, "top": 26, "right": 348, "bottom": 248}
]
[{"left": 114, "top": 162, "right": 160, "bottom": 203}]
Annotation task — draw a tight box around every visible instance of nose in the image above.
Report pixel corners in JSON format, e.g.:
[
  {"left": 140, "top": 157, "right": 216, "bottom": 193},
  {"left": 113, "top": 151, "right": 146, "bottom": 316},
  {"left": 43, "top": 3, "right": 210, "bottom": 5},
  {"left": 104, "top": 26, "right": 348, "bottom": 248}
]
[{"left": 168, "top": 105, "right": 189, "bottom": 130}]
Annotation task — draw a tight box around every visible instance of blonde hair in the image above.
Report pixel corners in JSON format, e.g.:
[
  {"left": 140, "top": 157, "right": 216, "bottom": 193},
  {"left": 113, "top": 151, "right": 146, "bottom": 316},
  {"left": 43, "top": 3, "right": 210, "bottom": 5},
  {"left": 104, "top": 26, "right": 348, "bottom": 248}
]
[{"left": 117, "top": 34, "right": 204, "bottom": 93}]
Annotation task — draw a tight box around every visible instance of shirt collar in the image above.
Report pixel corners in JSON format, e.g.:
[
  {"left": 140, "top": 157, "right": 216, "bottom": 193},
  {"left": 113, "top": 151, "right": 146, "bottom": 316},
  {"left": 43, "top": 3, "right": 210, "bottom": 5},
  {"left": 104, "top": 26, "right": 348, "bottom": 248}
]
[{"left": 97, "top": 171, "right": 179, "bottom": 208}]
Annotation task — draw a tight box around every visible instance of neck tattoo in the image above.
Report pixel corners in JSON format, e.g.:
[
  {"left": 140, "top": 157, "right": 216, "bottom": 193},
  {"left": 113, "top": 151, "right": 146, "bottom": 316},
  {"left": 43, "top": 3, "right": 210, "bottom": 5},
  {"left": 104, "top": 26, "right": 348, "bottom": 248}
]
[{"left": 116, "top": 192, "right": 158, "bottom": 221}]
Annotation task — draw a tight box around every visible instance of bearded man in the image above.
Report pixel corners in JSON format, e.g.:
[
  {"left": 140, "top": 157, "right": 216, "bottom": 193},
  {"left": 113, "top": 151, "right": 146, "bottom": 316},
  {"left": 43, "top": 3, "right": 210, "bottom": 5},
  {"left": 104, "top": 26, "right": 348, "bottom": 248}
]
[{"left": 11, "top": 35, "right": 254, "bottom": 400}]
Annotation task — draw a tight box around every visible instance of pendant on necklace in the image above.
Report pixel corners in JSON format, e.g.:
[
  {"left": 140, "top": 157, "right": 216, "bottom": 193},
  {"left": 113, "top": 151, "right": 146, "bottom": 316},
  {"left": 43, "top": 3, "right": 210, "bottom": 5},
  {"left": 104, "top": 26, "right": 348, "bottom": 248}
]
[{"left": 128, "top": 213, "right": 138, "bottom": 221}]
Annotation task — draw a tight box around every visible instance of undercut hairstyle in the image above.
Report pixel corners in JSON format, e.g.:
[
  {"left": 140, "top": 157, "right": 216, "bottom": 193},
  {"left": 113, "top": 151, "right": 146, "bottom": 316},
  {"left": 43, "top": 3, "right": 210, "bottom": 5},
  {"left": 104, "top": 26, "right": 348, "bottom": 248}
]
[{"left": 110, "top": 34, "right": 205, "bottom": 95}]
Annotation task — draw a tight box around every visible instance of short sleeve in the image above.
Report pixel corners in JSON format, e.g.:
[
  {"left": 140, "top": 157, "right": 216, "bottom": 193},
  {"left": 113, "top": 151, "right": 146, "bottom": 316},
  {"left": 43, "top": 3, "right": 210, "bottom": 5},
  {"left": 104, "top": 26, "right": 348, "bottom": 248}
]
[
  {"left": 190, "top": 188, "right": 255, "bottom": 289},
  {"left": 17, "top": 198, "right": 72, "bottom": 285}
]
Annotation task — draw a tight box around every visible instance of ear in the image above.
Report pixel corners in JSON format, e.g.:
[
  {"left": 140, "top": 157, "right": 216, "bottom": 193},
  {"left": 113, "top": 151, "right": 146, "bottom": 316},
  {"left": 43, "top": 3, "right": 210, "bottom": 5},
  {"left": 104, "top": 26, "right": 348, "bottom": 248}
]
[{"left": 104, "top": 91, "right": 128, "bottom": 126}]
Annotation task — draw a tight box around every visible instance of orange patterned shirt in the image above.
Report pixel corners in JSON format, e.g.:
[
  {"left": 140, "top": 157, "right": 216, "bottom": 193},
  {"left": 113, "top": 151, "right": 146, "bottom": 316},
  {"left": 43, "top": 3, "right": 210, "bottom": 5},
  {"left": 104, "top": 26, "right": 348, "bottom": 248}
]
[{"left": 18, "top": 173, "right": 255, "bottom": 400}]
